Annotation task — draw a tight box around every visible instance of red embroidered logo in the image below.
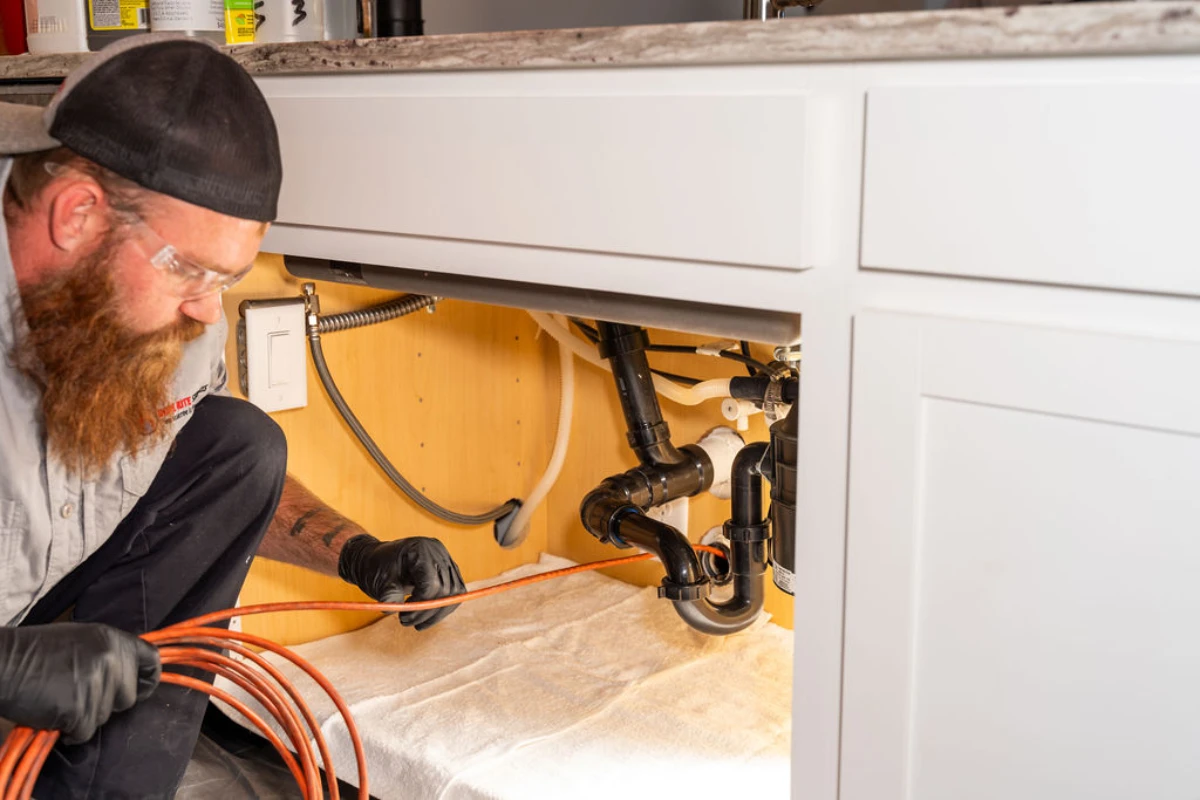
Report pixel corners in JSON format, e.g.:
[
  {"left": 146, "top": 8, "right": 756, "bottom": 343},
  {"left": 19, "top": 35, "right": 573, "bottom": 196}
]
[
  {"left": 157, "top": 396, "right": 192, "bottom": 419},
  {"left": 155, "top": 385, "right": 208, "bottom": 425}
]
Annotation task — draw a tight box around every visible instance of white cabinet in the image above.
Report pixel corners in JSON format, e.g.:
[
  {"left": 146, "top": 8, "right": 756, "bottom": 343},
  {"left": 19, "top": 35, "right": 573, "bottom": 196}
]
[
  {"left": 841, "top": 309, "right": 1200, "bottom": 800},
  {"left": 257, "top": 69, "right": 823, "bottom": 313},
  {"left": 250, "top": 53, "right": 1200, "bottom": 800},
  {"left": 860, "top": 83, "right": 1200, "bottom": 296},
  {"left": 261, "top": 76, "right": 810, "bottom": 278}
]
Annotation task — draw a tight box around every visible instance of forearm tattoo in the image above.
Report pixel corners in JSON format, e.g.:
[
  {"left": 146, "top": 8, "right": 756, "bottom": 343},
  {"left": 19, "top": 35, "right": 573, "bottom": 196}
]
[{"left": 258, "top": 476, "right": 366, "bottom": 575}]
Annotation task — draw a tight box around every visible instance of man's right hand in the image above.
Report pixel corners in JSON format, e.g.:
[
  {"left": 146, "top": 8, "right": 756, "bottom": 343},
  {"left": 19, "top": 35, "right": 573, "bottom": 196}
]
[{"left": 0, "top": 622, "right": 161, "bottom": 744}]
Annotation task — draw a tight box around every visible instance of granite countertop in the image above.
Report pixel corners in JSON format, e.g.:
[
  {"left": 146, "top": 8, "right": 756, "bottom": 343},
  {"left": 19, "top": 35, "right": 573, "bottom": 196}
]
[{"left": 1, "top": 1, "right": 1198, "bottom": 81}]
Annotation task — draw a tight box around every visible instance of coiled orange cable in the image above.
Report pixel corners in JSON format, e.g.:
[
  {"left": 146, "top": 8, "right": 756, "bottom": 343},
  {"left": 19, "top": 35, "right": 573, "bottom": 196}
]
[{"left": 0, "top": 547, "right": 726, "bottom": 799}]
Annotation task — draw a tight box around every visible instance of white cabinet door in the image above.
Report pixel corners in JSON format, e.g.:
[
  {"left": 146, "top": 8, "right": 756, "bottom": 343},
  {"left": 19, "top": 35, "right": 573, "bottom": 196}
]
[{"left": 841, "top": 310, "right": 1200, "bottom": 800}]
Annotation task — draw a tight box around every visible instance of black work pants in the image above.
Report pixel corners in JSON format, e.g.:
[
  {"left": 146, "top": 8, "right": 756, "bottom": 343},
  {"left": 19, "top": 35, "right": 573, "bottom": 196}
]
[{"left": 21, "top": 396, "right": 287, "bottom": 800}]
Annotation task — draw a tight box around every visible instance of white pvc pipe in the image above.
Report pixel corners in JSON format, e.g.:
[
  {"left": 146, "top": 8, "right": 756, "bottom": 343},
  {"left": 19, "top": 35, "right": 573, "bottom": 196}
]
[
  {"left": 527, "top": 311, "right": 731, "bottom": 407},
  {"left": 654, "top": 375, "right": 733, "bottom": 407},
  {"left": 505, "top": 315, "right": 576, "bottom": 546},
  {"left": 527, "top": 311, "right": 607, "bottom": 368}
]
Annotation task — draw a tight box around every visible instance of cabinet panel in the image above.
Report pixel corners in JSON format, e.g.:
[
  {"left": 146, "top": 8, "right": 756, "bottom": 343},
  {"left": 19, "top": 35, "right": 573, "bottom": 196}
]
[
  {"left": 860, "top": 84, "right": 1200, "bottom": 296},
  {"left": 263, "top": 91, "right": 807, "bottom": 271},
  {"left": 843, "top": 311, "right": 1200, "bottom": 800}
]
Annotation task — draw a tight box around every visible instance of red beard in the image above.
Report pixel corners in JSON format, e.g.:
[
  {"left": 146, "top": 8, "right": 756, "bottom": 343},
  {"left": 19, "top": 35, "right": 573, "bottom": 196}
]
[{"left": 11, "top": 242, "right": 205, "bottom": 478}]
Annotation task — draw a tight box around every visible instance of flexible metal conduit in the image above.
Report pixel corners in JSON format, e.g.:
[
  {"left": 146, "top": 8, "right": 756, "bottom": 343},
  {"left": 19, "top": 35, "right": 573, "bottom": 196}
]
[
  {"left": 316, "top": 294, "right": 442, "bottom": 334},
  {"left": 304, "top": 287, "right": 519, "bottom": 527}
]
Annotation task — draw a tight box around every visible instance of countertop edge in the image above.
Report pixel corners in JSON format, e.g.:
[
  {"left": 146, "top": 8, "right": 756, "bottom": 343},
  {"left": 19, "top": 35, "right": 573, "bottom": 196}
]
[{"left": 1, "top": 1, "right": 1198, "bottom": 82}]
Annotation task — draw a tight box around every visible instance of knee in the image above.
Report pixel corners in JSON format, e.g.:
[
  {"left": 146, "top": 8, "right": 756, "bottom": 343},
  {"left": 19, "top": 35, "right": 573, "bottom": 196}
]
[{"left": 191, "top": 396, "right": 288, "bottom": 489}]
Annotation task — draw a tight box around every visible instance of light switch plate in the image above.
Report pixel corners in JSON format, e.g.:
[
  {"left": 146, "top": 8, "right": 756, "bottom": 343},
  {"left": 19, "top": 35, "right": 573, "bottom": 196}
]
[{"left": 238, "top": 298, "right": 307, "bottom": 413}]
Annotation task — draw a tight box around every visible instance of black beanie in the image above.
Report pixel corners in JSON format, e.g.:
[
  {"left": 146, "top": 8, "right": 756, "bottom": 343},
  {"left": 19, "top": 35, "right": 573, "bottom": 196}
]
[{"left": 42, "top": 34, "right": 282, "bottom": 222}]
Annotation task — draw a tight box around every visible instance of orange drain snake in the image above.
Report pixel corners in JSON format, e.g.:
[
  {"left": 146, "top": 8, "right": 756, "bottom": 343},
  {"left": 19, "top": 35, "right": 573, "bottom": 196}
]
[{"left": 0, "top": 547, "right": 725, "bottom": 800}]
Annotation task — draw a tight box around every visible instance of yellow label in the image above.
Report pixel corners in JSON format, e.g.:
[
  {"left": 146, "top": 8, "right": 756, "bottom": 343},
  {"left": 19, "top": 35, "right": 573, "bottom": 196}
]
[
  {"left": 88, "top": 0, "right": 149, "bottom": 30},
  {"left": 224, "top": 0, "right": 255, "bottom": 44}
]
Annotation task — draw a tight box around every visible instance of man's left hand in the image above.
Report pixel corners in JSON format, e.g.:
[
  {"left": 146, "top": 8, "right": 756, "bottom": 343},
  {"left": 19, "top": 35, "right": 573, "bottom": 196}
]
[{"left": 337, "top": 535, "right": 466, "bottom": 630}]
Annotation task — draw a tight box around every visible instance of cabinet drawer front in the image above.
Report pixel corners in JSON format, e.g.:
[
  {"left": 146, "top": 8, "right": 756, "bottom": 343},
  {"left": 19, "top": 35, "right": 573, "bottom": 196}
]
[
  {"left": 265, "top": 91, "right": 807, "bottom": 271},
  {"left": 861, "top": 83, "right": 1200, "bottom": 295}
]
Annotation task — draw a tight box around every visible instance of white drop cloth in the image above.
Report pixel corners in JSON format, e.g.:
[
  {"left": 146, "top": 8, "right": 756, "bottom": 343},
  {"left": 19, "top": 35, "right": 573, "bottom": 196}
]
[{"left": 215, "top": 554, "right": 793, "bottom": 800}]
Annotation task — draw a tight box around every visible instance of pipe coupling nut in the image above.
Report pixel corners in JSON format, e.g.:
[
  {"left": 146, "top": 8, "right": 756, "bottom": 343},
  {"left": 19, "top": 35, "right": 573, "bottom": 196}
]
[
  {"left": 657, "top": 578, "right": 710, "bottom": 602},
  {"left": 724, "top": 520, "right": 770, "bottom": 543}
]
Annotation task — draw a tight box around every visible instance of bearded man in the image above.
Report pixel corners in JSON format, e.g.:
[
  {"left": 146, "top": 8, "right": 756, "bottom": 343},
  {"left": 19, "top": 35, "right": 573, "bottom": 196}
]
[{"left": 0, "top": 35, "right": 466, "bottom": 799}]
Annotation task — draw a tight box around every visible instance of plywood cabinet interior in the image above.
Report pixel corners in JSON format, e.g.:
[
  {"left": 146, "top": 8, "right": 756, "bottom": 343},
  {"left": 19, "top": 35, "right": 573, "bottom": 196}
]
[
  {"left": 223, "top": 256, "right": 794, "bottom": 644},
  {"left": 223, "top": 257, "right": 552, "bottom": 645}
]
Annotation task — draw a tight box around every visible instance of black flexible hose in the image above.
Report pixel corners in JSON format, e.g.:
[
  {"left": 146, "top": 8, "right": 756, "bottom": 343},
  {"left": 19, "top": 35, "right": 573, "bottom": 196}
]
[
  {"left": 644, "top": 343, "right": 774, "bottom": 375},
  {"left": 307, "top": 303, "right": 519, "bottom": 526},
  {"left": 740, "top": 340, "right": 758, "bottom": 376},
  {"left": 649, "top": 369, "right": 701, "bottom": 387},
  {"left": 568, "top": 318, "right": 600, "bottom": 342},
  {"left": 571, "top": 318, "right": 775, "bottom": 375}
]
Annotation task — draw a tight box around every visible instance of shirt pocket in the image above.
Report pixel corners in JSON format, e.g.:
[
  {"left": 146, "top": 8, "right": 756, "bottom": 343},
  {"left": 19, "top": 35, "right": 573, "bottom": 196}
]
[
  {"left": 0, "top": 499, "right": 29, "bottom": 620},
  {"left": 118, "top": 441, "right": 172, "bottom": 520},
  {"left": 0, "top": 498, "right": 24, "bottom": 529}
]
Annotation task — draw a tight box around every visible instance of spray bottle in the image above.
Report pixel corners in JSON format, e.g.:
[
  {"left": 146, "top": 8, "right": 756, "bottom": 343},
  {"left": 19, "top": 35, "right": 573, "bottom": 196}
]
[{"left": 25, "top": 0, "right": 87, "bottom": 52}]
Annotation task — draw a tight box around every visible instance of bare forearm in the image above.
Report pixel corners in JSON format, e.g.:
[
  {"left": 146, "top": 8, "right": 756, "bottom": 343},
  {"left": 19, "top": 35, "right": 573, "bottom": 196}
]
[{"left": 257, "top": 475, "right": 367, "bottom": 576}]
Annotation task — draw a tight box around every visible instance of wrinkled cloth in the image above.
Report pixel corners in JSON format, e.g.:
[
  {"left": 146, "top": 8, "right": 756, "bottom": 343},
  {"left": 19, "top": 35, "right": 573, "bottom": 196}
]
[{"left": 217, "top": 554, "right": 793, "bottom": 800}]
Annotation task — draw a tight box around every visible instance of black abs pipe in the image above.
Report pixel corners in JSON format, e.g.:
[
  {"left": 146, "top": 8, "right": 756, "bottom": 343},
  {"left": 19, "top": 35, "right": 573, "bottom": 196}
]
[
  {"left": 672, "top": 442, "right": 769, "bottom": 635},
  {"left": 728, "top": 375, "right": 799, "bottom": 406},
  {"left": 580, "top": 445, "right": 712, "bottom": 540},
  {"left": 596, "top": 322, "right": 688, "bottom": 467},
  {"left": 580, "top": 447, "right": 712, "bottom": 542},
  {"left": 579, "top": 492, "right": 709, "bottom": 604},
  {"left": 613, "top": 513, "right": 706, "bottom": 590},
  {"left": 580, "top": 322, "right": 769, "bottom": 635}
]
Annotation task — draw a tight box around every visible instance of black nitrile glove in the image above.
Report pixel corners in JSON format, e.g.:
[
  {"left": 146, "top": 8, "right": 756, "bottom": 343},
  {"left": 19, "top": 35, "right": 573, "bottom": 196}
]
[
  {"left": 0, "top": 622, "right": 161, "bottom": 744},
  {"left": 338, "top": 534, "right": 466, "bottom": 631}
]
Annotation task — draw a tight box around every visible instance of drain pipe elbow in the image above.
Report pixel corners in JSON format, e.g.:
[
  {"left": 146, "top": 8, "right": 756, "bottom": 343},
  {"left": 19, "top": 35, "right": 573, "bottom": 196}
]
[
  {"left": 671, "top": 564, "right": 765, "bottom": 635},
  {"left": 581, "top": 488, "right": 709, "bottom": 598},
  {"left": 673, "top": 441, "right": 771, "bottom": 636},
  {"left": 615, "top": 510, "right": 764, "bottom": 636},
  {"left": 612, "top": 513, "right": 706, "bottom": 589},
  {"left": 580, "top": 485, "right": 637, "bottom": 546}
]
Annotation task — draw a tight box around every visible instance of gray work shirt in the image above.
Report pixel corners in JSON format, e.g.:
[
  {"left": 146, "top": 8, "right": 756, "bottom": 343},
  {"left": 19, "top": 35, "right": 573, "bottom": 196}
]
[{"left": 0, "top": 158, "right": 231, "bottom": 627}]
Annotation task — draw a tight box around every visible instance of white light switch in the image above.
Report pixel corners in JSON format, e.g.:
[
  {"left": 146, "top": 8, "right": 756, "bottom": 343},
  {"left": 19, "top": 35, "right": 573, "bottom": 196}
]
[
  {"left": 268, "top": 332, "right": 291, "bottom": 387},
  {"left": 244, "top": 300, "right": 307, "bottom": 413}
]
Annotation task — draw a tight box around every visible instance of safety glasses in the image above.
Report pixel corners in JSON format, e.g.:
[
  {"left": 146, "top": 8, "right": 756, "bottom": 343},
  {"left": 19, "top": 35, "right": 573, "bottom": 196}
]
[
  {"left": 43, "top": 161, "right": 253, "bottom": 300},
  {"left": 132, "top": 219, "right": 254, "bottom": 300}
]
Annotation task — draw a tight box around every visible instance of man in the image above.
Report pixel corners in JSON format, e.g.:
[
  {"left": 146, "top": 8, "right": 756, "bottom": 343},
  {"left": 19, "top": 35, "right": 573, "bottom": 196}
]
[{"left": 0, "top": 35, "right": 467, "bottom": 798}]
